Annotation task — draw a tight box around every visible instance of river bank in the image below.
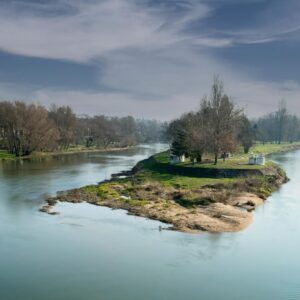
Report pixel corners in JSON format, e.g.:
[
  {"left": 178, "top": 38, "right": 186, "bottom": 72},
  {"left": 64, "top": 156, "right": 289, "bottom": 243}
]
[
  {"left": 41, "top": 144, "right": 293, "bottom": 233},
  {"left": 0, "top": 146, "right": 133, "bottom": 161}
]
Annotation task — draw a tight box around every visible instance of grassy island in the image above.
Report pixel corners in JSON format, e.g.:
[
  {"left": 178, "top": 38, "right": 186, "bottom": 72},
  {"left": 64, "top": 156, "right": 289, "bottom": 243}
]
[{"left": 42, "top": 142, "right": 300, "bottom": 233}]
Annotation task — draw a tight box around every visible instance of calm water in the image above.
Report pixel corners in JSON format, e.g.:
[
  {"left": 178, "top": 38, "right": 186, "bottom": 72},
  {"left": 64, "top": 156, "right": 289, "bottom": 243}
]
[{"left": 1, "top": 145, "right": 300, "bottom": 300}]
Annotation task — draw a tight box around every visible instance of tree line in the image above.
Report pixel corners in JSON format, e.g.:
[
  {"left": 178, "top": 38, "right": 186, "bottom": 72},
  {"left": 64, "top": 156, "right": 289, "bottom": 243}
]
[
  {"left": 254, "top": 100, "right": 300, "bottom": 144},
  {"left": 0, "top": 101, "right": 166, "bottom": 157},
  {"left": 167, "top": 77, "right": 300, "bottom": 165}
]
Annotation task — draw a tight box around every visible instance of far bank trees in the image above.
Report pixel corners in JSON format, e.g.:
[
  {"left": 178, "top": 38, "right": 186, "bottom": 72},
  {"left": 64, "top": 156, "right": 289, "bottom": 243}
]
[
  {"left": 0, "top": 101, "right": 166, "bottom": 157},
  {"left": 0, "top": 102, "right": 59, "bottom": 156},
  {"left": 254, "top": 100, "right": 300, "bottom": 144}
]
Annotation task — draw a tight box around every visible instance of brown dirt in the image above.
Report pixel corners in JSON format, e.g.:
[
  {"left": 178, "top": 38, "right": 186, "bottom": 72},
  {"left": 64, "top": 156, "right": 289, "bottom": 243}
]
[{"left": 42, "top": 181, "right": 277, "bottom": 233}]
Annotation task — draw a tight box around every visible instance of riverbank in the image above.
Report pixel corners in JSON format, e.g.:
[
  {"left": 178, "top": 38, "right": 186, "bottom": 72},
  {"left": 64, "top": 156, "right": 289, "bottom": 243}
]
[
  {"left": 0, "top": 146, "right": 132, "bottom": 161},
  {"left": 42, "top": 143, "right": 294, "bottom": 233},
  {"left": 0, "top": 151, "right": 15, "bottom": 160}
]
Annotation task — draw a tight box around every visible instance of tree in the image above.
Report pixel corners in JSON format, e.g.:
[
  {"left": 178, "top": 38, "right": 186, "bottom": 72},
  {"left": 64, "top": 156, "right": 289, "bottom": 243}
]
[
  {"left": 0, "top": 102, "right": 59, "bottom": 156},
  {"left": 184, "top": 100, "right": 210, "bottom": 163},
  {"left": 238, "top": 115, "right": 256, "bottom": 153},
  {"left": 168, "top": 116, "right": 190, "bottom": 157},
  {"left": 286, "top": 114, "right": 299, "bottom": 143},
  {"left": 48, "top": 105, "right": 77, "bottom": 149},
  {"left": 206, "top": 77, "right": 242, "bottom": 164},
  {"left": 275, "top": 100, "right": 288, "bottom": 144}
]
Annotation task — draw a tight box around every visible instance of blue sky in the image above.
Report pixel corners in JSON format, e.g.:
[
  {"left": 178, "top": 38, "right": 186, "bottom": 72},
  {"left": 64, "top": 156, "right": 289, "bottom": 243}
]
[{"left": 0, "top": 0, "right": 299, "bottom": 119}]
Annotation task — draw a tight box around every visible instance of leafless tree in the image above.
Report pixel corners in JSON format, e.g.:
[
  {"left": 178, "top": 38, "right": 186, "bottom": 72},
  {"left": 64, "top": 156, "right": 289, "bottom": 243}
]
[{"left": 206, "top": 77, "right": 242, "bottom": 164}]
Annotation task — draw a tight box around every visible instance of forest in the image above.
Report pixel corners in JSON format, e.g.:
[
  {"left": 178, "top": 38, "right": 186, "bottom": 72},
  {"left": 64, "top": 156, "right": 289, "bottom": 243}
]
[{"left": 0, "top": 102, "right": 166, "bottom": 157}]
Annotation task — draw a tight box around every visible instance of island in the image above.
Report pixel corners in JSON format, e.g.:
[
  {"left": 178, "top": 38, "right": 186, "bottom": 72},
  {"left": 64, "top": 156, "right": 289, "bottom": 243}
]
[
  {"left": 39, "top": 78, "right": 300, "bottom": 233},
  {"left": 41, "top": 142, "right": 300, "bottom": 233}
]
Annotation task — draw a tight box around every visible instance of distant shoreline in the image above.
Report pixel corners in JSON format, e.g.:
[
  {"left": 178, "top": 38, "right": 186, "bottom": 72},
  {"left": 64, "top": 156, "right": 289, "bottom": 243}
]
[{"left": 0, "top": 146, "right": 133, "bottom": 161}]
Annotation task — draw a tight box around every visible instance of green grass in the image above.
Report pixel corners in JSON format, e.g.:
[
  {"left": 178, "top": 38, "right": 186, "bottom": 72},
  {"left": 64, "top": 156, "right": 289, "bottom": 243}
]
[
  {"left": 152, "top": 142, "right": 300, "bottom": 171},
  {"left": 130, "top": 142, "right": 297, "bottom": 189},
  {"left": 0, "top": 150, "right": 15, "bottom": 160},
  {"left": 149, "top": 150, "right": 265, "bottom": 170},
  {"left": 251, "top": 142, "right": 300, "bottom": 155},
  {"left": 136, "top": 154, "right": 240, "bottom": 189},
  {"left": 143, "top": 172, "right": 238, "bottom": 189}
]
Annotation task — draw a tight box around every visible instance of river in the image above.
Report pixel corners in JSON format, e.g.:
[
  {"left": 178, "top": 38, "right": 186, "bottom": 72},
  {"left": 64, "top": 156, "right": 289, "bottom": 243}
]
[{"left": 0, "top": 144, "right": 299, "bottom": 300}]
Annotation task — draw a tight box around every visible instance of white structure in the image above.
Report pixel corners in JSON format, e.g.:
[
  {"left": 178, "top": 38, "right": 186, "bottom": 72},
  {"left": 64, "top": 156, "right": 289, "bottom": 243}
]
[
  {"left": 249, "top": 154, "right": 265, "bottom": 166},
  {"left": 256, "top": 154, "right": 266, "bottom": 166},
  {"left": 170, "top": 153, "right": 186, "bottom": 164}
]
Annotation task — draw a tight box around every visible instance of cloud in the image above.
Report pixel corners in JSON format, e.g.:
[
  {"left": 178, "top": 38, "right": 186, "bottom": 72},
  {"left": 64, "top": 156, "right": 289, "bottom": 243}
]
[
  {"left": 0, "top": 0, "right": 217, "bottom": 63},
  {"left": 25, "top": 77, "right": 300, "bottom": 121},
  {"left": 0, "top": 0, "right": 300, "bottom": 120},
  {"left": 212, "top": 0, "right": 300, "bottom": 45}
]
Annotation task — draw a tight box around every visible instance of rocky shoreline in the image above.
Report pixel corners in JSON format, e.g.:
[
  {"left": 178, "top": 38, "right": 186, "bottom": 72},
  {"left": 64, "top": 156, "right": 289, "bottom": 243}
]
[{"left": 40, "top": 157, "right": 288, "bottom": 233}]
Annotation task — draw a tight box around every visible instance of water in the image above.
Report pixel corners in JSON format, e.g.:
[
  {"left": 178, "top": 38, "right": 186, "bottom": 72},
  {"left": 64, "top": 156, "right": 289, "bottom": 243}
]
[{"left": 0, "top": 145, "right": 300, "bottom": 300}]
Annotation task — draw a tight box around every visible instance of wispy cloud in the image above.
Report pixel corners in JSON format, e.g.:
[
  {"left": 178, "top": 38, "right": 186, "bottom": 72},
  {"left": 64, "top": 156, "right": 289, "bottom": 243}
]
[
  {"left": 0, "top": 0, "right": 218, "bottom": 62},
  {"left": 0, "top": 0, "right": 299, "bottom": 119}
]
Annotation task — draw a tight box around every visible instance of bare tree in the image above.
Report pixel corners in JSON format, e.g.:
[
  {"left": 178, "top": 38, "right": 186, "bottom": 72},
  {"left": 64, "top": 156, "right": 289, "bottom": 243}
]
[
  {"left": 48, "top": 105, "right": 77, "bottom": 149},
  {"left": 0, "top": 102, "right": 59, "bottom": 156},
  {"left": 238, "top": 115, "right": 256, "bottom": 154},
  {"left": 206, "top": 77, "right": 242, "bottom": 164},
  {"left": 275, "top": 99, "right": 288, "bottom": 144}
]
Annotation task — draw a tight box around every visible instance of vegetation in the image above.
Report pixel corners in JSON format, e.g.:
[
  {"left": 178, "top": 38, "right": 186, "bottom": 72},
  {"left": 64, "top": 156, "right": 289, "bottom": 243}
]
[
  {"left": 0, "top": 150, "right": 15, "bottom": 160},
  {"left": 167, "top": 77, "right": 300, "bottom": 165},
  {"left": 254, "top": 99, "right": 300, "bottom": 144},
  {"left": 168, "top": 77, "right": 249, "bottom": 165},
  {"left": 132, "top": 142, "right": 297, "bottom": 189},
  {"left": 0, "top": 101, "right": 166, "bottom": 157}
]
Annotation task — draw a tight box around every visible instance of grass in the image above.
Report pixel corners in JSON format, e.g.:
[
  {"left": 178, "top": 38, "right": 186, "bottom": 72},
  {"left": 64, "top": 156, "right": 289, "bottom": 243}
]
[
  {"left": 151, "top": 142, "right": 300, "bottom": 170},
  {"left": 129, "top": 142, "right": 298, "bottom": 189},
  {"left": 135, "top": 153, "right": 241, "bottom": 189},
  {"left": 136, "top": 168, "right": 238, "bottom": 189},
  {"left": 0, "top": 150, "right": 15, "bottom": 160}
]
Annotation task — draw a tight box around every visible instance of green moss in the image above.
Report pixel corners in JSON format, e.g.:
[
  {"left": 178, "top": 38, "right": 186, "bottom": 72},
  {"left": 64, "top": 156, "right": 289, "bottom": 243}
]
[
  {"left": 82, "top": 185, "right": 98, "bottom": 193},
  {"left": 96, "top": 183, "right": 120, "bottom": 199},
  {"left": 82, "top": 183, "right": 120, "bottom": 200}
]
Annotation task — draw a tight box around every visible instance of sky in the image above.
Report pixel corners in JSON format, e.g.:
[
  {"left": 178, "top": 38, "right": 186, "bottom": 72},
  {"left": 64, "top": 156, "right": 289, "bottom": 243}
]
[{"left": 0, "top": 0, "right": 299, "bottom": 120}]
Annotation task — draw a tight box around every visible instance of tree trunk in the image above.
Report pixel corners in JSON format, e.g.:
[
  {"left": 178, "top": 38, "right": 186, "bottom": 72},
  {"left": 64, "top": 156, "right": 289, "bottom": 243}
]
[
  {"left": 214, "top": 151, "right": 218, "bottom": 165},
  {"left": 196, "top": 153, "right": 202, "bottom": 163}
]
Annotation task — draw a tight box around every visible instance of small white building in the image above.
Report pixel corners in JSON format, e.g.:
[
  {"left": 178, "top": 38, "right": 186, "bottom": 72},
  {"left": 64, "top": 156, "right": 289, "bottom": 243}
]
[
  {"left": 170, "top": 153, "right": 186, "bottom": 164},
  {"left": 249, "top": 154, "right": 265, "bottom": 166}
]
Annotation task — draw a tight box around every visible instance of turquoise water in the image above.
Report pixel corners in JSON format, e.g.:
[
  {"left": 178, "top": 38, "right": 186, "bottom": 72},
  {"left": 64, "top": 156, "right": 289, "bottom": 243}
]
[{"left": 0, "top": 145, "right": 300, "bottom": 300}]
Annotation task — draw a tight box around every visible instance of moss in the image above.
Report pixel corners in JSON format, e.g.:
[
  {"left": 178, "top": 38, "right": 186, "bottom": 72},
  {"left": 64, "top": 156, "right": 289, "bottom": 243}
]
[
  {"left": 82, "top": 185, "right": 98, "bottom": 193},
  {"left": 82, "top": 183, "right": 120, "bottom": 200},
  {"left": 96, "top": 183, "right": 120, "bottom": 199}
]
